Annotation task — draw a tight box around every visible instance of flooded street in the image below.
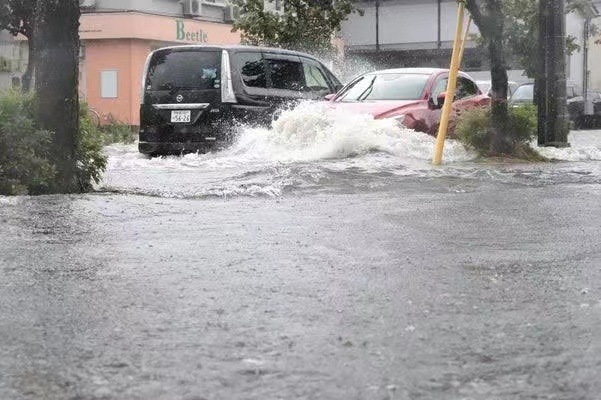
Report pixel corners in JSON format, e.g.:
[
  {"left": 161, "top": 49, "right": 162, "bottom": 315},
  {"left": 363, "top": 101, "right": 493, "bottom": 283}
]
[{"left": 2, "top": 104, "right": 601, "bottom": 399}]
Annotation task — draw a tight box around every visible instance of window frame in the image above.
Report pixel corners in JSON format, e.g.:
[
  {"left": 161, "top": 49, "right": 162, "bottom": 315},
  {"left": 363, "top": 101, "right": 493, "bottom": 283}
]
[{"left": 100, "top": 69, "right": 118, "bottom": 99}]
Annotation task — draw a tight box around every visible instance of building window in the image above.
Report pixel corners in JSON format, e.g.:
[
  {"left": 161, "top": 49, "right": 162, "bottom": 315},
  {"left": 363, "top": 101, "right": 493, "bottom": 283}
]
[{"left": 101, "top": 70, "right": 118, "bottom": 98}]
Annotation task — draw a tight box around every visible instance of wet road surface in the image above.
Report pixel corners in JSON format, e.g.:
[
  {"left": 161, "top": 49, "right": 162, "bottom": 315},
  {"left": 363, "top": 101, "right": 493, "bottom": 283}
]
[{"left": 2, "top": 108, "right": 601, "bottom": 399}]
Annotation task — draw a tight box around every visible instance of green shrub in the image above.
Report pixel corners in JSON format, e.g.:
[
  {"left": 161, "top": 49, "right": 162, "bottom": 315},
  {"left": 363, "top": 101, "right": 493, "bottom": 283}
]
[
  {"left": 455, "top": 104, "right": 544, "bottom": 160},
  {"left": 0, "top": 90, "right": 56, "bottom": 195},
  {"left": 0, "top": 92, "right": 108, "bottom": 195},
  {"left": 78, "top": 102, "right": 107, "bottom": 192},
  {"left": 100, "top": 114, "right": 135, "bottom": 145}
]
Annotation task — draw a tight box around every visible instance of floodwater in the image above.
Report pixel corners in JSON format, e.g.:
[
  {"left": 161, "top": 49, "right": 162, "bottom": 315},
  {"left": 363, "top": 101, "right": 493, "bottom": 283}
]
[
  {"left": 100, "top": 101, "right": 601, "bottom": 198},
  {"left": 2, "top": 102, "right": 601, "bottom": 400}
]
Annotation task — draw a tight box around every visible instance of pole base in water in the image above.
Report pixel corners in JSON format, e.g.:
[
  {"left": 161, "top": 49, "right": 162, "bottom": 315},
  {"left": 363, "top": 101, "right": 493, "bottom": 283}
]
[{"left": 540, "top": 141, "right": 571, "bottom": 148}]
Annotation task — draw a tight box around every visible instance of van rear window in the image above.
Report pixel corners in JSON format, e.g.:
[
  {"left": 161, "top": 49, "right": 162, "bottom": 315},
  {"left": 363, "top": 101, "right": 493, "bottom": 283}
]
[{"left": 146, "top": 50, "right": 221, "bottom": 91}]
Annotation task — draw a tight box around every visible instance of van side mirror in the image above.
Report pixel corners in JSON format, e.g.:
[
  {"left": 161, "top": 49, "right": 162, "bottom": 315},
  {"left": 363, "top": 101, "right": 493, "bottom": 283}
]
[{"left": 324, "top": 93, "right": 335, "bottom": 101}]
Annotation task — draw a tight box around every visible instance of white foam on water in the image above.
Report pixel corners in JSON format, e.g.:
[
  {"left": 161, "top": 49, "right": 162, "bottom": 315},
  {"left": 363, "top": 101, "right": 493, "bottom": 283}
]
[
  {"left": 534, "top": 130, "right": 601, "bottom": 161},
  {"left": 99, "top": 102, "right": 601, "bottom": 196},
  {"left": 228, "top": 101, "right": 475, "bottom": 164},
  {"left": 99, "top": 101, "right": 480, "bottom": 197}
]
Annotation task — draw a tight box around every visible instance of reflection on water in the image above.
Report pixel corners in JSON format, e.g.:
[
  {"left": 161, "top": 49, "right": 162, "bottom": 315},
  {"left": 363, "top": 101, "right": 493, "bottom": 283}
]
[{"left": 99, "top": 101, "right": 601, "bottom": 198}]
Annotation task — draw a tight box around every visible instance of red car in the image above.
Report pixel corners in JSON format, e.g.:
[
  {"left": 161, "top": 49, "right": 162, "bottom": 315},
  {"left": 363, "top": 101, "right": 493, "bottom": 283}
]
[{"left": 326, "top": 68, "right": 490, "bottom": 137}]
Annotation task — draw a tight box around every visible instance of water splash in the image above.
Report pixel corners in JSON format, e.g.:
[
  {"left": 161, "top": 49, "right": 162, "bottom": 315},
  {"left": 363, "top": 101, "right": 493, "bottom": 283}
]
[
  {"left": 534, "top": 130, "right": 601, "bottom": 161},
  {"left": 100, "top": 104, "right": 601, "bottom": 198},
  {"left": 228, "top": 101, "right": 474, "bottom": 163}
]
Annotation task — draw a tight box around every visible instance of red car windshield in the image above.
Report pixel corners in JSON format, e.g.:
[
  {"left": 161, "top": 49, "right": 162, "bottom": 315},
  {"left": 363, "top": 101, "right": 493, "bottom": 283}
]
[{"left": 337, "top": 73, "right": 430, "bottom": 102}]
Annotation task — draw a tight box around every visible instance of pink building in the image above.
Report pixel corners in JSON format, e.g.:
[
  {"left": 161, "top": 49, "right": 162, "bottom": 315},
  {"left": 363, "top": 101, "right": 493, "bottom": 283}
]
[{"left": 79, "top": 12, "right": 241, "bottom": 126}]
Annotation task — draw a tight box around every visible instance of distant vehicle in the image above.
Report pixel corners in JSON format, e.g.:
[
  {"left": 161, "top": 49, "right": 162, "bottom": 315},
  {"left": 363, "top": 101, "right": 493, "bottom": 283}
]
[
  {"left": 476, "top": 80, "right": 519, "bottom": 98},
  {"left": 139, "top": 45, "right": 343, "bottom": 156},
  {"left": 326, "top": 68, "right": 490, "bottom": 137},
  {"left": 509, "top": 82, "right": 535, "bottom": 106},
  {"left": 509, "top": 82, "right": 601, "bottom": 128}
]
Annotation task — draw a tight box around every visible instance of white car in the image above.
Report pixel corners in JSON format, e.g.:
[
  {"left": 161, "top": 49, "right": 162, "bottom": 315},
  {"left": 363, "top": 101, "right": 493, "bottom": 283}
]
[{"left": 476, "top": 80, "right": 519, "bottom": 98}]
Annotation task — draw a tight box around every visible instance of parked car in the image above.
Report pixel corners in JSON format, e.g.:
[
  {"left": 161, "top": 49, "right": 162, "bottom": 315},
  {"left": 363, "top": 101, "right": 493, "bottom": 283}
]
[
  {"left": 139, "top": 45, "right": 343, "bottom": 156},
  {"left": 509, "top": 82, "right": 601, "bottom": 128},
  {"left": 326, "top": 68, "right": 490, "bottom": 137},
  {"left": 476, "top": 80, "right": 519, "bottom": 98}
]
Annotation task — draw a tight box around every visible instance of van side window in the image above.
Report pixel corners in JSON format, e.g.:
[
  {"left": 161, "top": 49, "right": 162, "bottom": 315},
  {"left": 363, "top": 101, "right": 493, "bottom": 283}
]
[
  {"left": 235, "top": 52, "right": 266, "bottom": 88},
  {"left": 267, "top": 58, "right": 304, "bottom": 91},
  {"left": 303, "top": 63, "right": 330, "bottom": 92}
]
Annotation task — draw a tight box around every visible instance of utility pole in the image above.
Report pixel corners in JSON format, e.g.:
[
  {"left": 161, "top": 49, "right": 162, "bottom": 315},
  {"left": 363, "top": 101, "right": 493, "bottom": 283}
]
[
  {"left": 536, "top": 0, "right": 548, "bottom": 145},
  {"left": 537, "top": 0, "right": 569, "bottom": 147},
  {"left": 583, "top": 16, "right": 592, "bottom": 117},
  {"left": 375, "top": 0, "right": 380, "bottom": 52}
]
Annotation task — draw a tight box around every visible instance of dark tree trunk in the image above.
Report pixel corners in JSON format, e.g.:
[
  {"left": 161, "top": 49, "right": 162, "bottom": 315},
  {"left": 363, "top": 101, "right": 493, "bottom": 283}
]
[
  {"left": 488, "top": 38, "right": 512, "bottom": 154},
  {"left": 466, "top": 0, "right": 512, "bottom": 154},
  {"left": 33, "top": 0, "right": 81, "bottom": 193},
  {"left": 548, "top": 0, "right": 569, "bottom": 146}
]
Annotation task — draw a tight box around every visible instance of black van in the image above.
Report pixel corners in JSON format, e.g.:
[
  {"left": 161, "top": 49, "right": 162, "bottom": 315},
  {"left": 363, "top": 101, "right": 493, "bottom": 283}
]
[{"left": 139, "top": 45, "right": 343, "bottom": 156}]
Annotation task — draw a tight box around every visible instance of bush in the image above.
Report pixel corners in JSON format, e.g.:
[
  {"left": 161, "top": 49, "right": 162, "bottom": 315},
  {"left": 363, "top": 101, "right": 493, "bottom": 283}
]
[
  {"left": 0, "top": 91, "right": 108, "bottom": 195},
  {"left": 455, "top": 104, "right": 544, "bottom": 160},
  {"left": 0, "top": 90, "right": 55, "bottom": 195},
  {"left": 99, "top": 114, "right": 135, "bottom": 145},
  {"left": 78, "top": 102, "right": 108, "bottom": 192}
]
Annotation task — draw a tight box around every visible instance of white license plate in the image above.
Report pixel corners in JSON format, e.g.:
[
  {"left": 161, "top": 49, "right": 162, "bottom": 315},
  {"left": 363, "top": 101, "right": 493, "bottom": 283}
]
[{"left": 171, "top": 110, "right": 191, "bottom": 123}]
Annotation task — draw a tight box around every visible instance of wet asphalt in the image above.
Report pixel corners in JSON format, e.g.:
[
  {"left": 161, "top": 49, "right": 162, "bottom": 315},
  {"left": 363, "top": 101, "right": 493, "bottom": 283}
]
[{"left": 1, "top": 171, "right": 601, "bottom": 400}]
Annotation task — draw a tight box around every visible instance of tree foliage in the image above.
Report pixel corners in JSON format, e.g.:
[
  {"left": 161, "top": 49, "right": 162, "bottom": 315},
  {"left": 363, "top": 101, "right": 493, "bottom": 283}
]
[
  {"left": 230, "top": 0, "right": 360, "bottom": 55},
  {"left": 466, "top": 0, "right": 513, "bottom": 154},
  {"left": 0, "top": 0, "right": 33, "bottom": 37},
  {"left": 486, "top": 0, "right": 596, "bottom": 77}
]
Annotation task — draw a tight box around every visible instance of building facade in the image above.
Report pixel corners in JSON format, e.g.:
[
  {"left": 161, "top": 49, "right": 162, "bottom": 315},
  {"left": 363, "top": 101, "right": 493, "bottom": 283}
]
[
  {"left": 340, "top": 0, "right": 485, "bottom": 79},
  {"left": 0, "top": 30, "right": 27, "bottom": 90},
  {"left": 340, "top": 0, "right": 595, "bottom": 90},
  {"left": 78, "top": 0, "right": 240, "bottom": 126},
  {"left": 3, "top": 0, "right": 241, "bottom": 126}
]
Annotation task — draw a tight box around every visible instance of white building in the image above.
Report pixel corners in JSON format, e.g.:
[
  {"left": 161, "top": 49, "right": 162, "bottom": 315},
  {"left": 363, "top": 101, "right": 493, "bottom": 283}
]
[{"left": 340, "top": 0, "right": 595, "bottom": 89}]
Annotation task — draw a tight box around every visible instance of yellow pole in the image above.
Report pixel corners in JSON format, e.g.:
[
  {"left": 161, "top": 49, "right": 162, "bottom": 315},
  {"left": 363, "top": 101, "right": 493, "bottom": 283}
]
[{"left": 432, "top": 0, "right": 466, "bottom": 165}]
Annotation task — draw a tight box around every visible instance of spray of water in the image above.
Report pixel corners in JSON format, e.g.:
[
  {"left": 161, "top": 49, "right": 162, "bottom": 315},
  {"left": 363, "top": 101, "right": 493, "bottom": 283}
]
[
  {"left": 100, "top": 102, "right": 601, "bottom": 198},
  {"left": 228, "top": 101, "right": 474, "bottom": 164},
  {"left": 534, "top": 130, "right": 601, "bottom": 161}
]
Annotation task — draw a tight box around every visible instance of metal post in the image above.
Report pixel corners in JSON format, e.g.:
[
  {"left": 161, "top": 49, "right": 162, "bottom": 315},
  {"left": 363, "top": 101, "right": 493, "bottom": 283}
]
[
  {"left": 536, "top": 0, "right": 548, "bottom": 145},
  {"left": 432, "top": 0, "right": 465, "bottom": 165},
  {"left": 437, "top": 0, "right": 442, "bottom": 49},
  {"left": 375, "top": 0, "right": 380, "bottom": 52},
  {"left": 583, "top": 17, "right": 592, "bottom": 115}
]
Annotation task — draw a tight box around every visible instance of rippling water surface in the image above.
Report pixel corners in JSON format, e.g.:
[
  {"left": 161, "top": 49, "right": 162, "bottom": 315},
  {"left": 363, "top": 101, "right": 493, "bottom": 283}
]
[{"left": 100, "top": 101, "right": 601, "bottom": 198}]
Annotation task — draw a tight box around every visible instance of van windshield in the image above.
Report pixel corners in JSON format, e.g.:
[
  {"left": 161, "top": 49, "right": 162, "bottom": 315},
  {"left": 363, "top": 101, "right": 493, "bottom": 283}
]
[{"left": 146, "top": 50, "right": 221, "bottom": 91}]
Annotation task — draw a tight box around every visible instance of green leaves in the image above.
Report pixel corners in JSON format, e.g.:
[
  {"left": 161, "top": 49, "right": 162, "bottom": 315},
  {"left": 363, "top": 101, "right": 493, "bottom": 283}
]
[
  {"left": 230, "top": 0, "right": 360, "bottom": 55},
  {"left": 0, "top": 91, "right": 108, "bottom": 195},
  {"left": 469, "top": 0, "right": 596, "bottom": 77},
  {"left": 0, "top": 0, "right": 35, "bottom": 36},
  {"left": 0, "top": 90, "right": 55, "bottom": 195}
]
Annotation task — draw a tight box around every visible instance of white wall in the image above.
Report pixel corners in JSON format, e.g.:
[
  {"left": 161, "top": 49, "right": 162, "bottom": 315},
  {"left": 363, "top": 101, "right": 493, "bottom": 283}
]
[
  {"left": 566, "top": 9, "right": 585, "bottom": 90},
  {"left": 341, "top": 0, "right": 479, "bottom": 51},
  {"left": 587, "top": 2, "right": 601, "bottom": 89},
  {"left": 91, "top": 0, "right": 225, "bottom": 20}
]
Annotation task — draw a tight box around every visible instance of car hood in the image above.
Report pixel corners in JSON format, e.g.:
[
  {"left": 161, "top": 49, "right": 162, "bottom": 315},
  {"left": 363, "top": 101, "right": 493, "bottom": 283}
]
[{"left": 327, "top": 100, "right": 422, "bottom": 119}]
